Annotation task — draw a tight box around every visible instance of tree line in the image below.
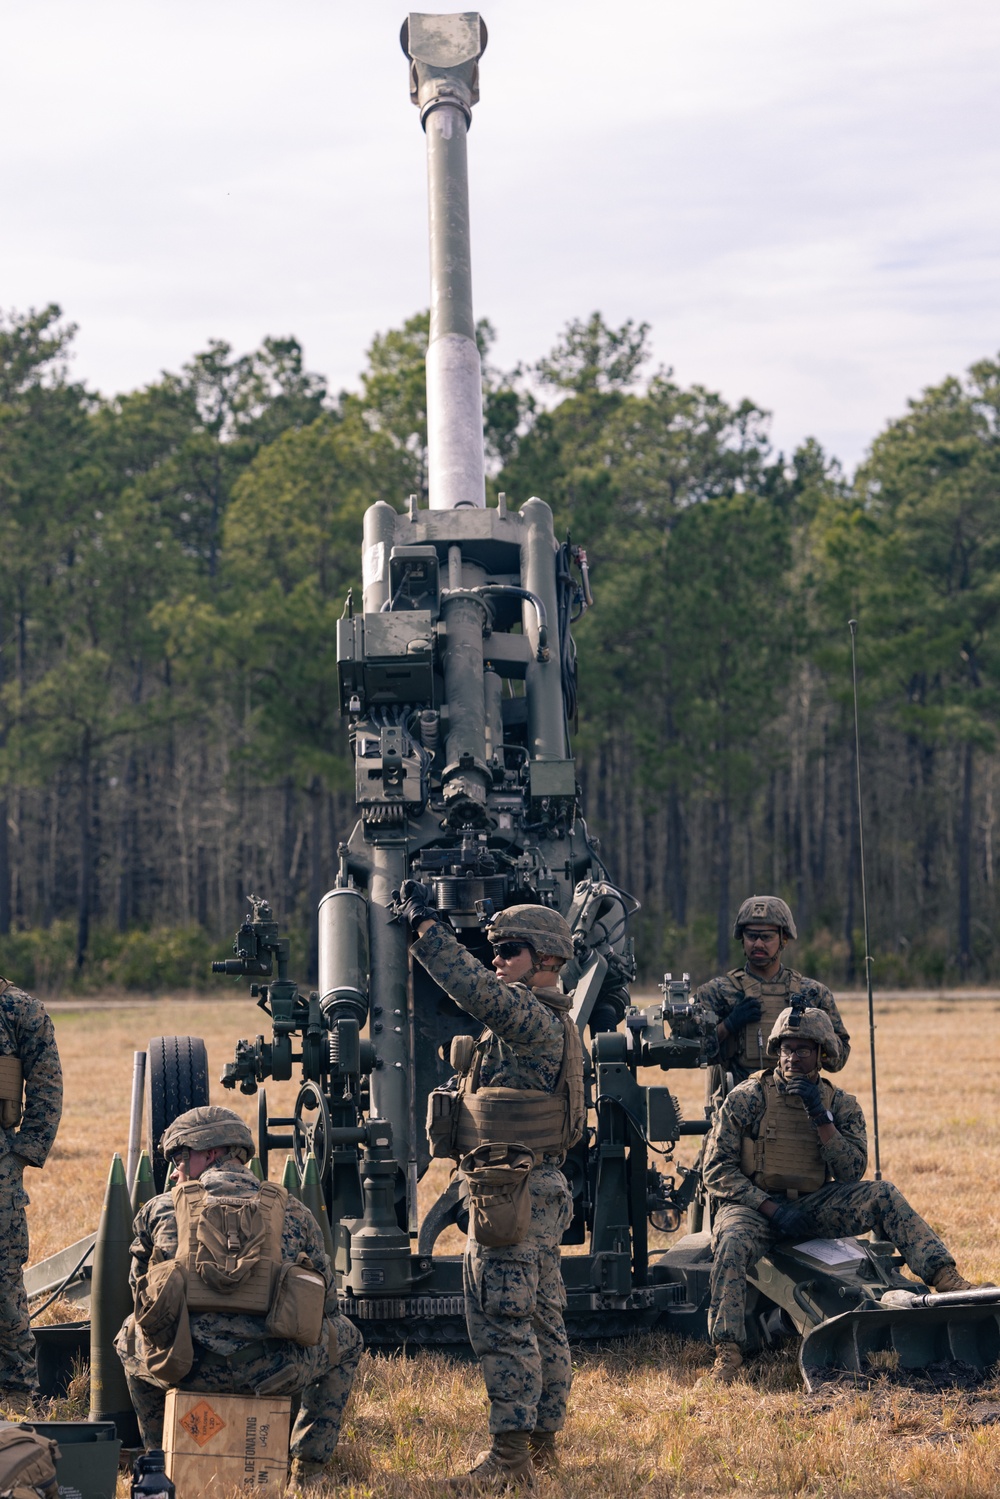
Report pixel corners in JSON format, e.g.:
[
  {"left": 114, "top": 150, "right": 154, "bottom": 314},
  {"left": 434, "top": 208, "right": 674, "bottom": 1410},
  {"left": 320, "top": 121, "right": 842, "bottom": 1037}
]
[{"left": 1, "top": 304, "right": 998, "bottom": 990}]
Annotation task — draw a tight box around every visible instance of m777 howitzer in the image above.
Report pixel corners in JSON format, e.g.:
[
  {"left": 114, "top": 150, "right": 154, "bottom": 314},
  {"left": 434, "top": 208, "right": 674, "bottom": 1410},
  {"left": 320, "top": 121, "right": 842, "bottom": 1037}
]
[
  {"left": 28, "top": 11, "right": 1000, "bottom": 1403},
  {"left": 203, "top": 10, "right": 723, "bottom": 1346}
]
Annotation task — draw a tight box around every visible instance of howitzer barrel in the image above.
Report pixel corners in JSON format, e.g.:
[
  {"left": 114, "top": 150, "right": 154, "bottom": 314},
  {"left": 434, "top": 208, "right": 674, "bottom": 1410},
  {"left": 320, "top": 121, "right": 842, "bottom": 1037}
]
[{"left": 403, "top": 11, "right": 487, "bottom": 510}]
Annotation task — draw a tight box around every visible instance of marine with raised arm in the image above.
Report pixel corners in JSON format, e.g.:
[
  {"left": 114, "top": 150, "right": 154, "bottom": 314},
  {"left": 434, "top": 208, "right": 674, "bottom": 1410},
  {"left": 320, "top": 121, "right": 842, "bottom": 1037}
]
[{"left": 395, "top": 880, "right": 584, "bottom": 1489}]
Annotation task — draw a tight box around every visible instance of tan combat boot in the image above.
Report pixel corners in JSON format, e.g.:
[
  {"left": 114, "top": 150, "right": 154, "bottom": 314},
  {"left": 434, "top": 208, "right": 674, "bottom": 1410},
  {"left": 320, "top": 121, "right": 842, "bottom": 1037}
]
[
  {"left": 528, "top": 1431, "right": 558, "bottom": 1472},
  {"left": 0, "top": 1391, "right": 34, "bottom": 1417},
  {"left": 699, "top": 1341, "right": 744, "bottom": 1386},
  {"left": 286, "top": 1457, "right": 333, "bottom": 1494},
  {"left": 930, "top": 1265, "right": 974, "bottom": 1294},
  {"left": 449, "top": 1432, "right": 535, "bottom": 1490}
]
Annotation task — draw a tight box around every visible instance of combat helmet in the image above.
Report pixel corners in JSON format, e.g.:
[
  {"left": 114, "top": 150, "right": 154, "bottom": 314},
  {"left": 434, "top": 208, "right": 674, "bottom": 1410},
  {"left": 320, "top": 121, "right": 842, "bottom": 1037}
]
[
  {"left": 486, "top": 904, "right": 574, "bottom": 959},
  {"left": 161, "top": 1105, "right": 255, "bottom": 1162},
  {"left": 766, "top": 1006, "right": 841, "bottom": 1069},
  {"left": 733, "top": 895, "right": 797, "bottom": 941}
]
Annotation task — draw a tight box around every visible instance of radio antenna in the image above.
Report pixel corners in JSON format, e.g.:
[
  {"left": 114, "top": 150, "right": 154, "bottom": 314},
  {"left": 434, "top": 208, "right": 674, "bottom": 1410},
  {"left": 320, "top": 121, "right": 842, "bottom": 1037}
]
[{"left": 849, "top": 619, "right": 881, "bottom": 1179}]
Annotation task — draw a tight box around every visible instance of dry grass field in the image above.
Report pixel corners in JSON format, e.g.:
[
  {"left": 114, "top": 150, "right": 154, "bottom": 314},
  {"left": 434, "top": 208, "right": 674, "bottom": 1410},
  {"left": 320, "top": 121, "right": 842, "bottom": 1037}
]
[{"left": 25, "top": 993, "right": 1000, "bottom": 1496}]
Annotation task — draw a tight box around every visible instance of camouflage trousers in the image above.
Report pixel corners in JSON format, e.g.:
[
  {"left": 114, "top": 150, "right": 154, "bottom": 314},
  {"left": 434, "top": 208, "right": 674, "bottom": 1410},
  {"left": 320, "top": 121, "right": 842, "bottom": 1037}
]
[
  {"left": 119, "top": 1313, "right": 363, "bottom": 1463},
  {"left": 709, "top": 1180, "right": 956, "bottom": 1347},
  {"left": 0, "top": 1155, "right": 36, "bottom": 1392},
  {"left": 464, "top": 1163, "right": 573, "bottom": 1434}
]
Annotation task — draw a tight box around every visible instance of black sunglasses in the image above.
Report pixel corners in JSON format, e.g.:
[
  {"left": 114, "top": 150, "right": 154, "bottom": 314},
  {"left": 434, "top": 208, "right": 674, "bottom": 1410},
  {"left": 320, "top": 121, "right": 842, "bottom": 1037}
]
[{"left": 492, "top": 941, "right": 531, "bottom": 961}]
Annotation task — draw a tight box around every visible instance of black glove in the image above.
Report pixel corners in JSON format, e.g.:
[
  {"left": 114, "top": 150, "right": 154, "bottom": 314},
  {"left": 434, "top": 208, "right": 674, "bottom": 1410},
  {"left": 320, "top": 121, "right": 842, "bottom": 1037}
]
[
  {"left": 783, "top": 1076, "right": 826, "bottom": 1121},
  {"left": 769, "top": 1201, "right": 813, "bottom": 1240},
  {"left": 389, "top": 879, "right": 438, "bottom": 933},
  {"left": 724, "top": 996, "right": 762, "bottom": 1035}
]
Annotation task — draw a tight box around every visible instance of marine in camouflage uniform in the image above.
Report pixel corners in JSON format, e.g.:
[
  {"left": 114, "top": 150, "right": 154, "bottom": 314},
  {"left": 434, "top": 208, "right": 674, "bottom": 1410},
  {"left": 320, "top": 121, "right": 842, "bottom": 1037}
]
[
  {"left": 701, "top": 1006, "right": 970, "bottom": 1381},
  {"left": 115, "top": 1108, "right": 362, "bottom": 1481},
  {"left": 0, "top": 977, "right": 63, "bottom": 1402},
  {"left": 694, "top": 896, "right": 851, "bottom": 1085},
  {"left": 399, "top": 885, "right": 581, "bottom": 1486}
]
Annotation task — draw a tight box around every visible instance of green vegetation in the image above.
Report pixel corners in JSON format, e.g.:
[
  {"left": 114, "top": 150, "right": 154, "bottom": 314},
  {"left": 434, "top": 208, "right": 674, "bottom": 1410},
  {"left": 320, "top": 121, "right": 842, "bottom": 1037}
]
[{"left": 1, "top": 304, "right": 998, "bottom": 989}]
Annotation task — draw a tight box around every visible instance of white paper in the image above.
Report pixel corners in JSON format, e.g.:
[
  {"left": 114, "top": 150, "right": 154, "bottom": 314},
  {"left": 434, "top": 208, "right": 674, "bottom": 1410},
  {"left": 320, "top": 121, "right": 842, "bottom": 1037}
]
[
  {"left": 793, "top": 1236, "right": 868, "bottom": 1265},
  {"left": 363, "top": 542, "right": 385, "bottom": 589}
]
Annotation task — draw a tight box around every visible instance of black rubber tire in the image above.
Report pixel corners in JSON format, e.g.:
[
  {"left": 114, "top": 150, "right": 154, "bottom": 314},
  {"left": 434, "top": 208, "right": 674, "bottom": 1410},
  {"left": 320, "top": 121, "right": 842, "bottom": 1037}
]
[{"left": 146, "top": 1036, "right": 210, "bottom": 1191}]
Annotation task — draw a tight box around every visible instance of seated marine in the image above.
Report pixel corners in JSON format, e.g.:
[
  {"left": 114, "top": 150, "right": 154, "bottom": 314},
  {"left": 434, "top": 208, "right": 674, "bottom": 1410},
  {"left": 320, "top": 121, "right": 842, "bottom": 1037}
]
[
  {"left": 114, "top": 1106, "right": 363, "bottom": 1492},
  {"left": 694, "top": 896, "right": 851, "bottom": 1086},
  {"left": 700, "top": 1006, "right": 972, "bottom": 1383}
]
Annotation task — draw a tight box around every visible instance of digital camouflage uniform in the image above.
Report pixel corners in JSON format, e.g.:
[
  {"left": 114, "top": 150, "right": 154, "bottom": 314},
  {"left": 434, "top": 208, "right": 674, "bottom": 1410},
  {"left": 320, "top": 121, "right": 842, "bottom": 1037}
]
[
  {"left": 694, "top": 966, "right": 851, "bottom": 1084},
  {"left": 0, "top": 978, "right": 63, "bottom": 1395},
  {"left": 114, "top": 1165, "right": 363, "bottom": 1463},
  {"left": 702, "top": 1073, "right": 959, "bottom": 1347},
  {"left": 411, "top": 923, "right": 574, "bottom": 1436}
]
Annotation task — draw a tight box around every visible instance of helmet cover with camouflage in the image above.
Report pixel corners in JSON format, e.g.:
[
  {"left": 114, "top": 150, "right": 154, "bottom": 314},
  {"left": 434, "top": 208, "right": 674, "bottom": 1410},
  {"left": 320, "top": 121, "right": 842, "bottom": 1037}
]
[
  {"left": 733, "top": 894, "right": 798, "bottom": 941},
  {"left": 766, "top": 1006, "right": 841, "bottom": 1068},
  {"left": 161, "top": 1104, "right": 255, "bottom": 1162},
  {"left": 486, "top": 904, "right": 575, "bottom": 959}
]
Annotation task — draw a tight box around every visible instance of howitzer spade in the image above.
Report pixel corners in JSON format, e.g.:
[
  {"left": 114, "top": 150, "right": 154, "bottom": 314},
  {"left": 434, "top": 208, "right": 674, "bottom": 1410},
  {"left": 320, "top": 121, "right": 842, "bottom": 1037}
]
[{"left": 89, "top": 1153, "right": 139, "bottom": 1443}]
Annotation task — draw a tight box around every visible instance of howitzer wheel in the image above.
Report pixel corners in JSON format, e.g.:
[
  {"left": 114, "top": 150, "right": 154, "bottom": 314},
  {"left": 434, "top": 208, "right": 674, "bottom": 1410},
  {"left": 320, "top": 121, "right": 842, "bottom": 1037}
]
[
  {"left": 292, "top": 1081, "right": 332, "bottom": 1183},
  {"left": 145, "top": 1035, "right": 210, "bottom": 1192},
  {"left": 256, "top": 1088, "right": 295, "bottom": 1181}
]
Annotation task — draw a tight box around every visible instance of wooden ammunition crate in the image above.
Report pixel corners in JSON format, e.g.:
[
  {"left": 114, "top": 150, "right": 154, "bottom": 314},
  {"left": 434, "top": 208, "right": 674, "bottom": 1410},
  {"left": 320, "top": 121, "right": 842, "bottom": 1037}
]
[{"left": 163, "top": 1390, "right": 291, "bottom": 1496}]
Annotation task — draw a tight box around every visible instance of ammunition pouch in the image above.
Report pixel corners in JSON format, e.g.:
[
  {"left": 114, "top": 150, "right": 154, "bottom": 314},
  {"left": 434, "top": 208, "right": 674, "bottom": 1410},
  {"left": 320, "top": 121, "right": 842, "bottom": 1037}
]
[
  {"left": 426, "top": 1035, "right": 485, "bottom": 1160},
  {"left": 0, "top": 1056, "right": 24, "bottom": 1132},
  {"left": 135, "top": 1258, "right": 194, "bottom": 1384},
  {"left": 450, "top": 1035, "right": 476, "bottom": 1074},
  {"left": 741, "top": 1071, "right": 833, "bottom": 1195},
  {"left": 264, "top": 1257, "right": 326, "bottom": 1347},
  {"left": 460, "top": 1142, "right": 535, "bottom": 1247}
]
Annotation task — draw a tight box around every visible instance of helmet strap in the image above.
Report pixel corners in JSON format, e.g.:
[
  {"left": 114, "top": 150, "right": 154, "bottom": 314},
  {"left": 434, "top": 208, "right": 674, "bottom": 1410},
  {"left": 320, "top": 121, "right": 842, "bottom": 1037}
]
[{"left": 524, "top": 950, "right": 560, "bottom": 983}]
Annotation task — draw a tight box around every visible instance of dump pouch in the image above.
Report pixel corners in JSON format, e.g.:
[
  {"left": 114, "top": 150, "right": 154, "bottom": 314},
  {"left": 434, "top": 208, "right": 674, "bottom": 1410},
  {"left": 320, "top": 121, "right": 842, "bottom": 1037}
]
[
  {"left": 264, "top": 1257, "right": 327, "bottom": 1347},
  {"left": 134, "top": 1258, "right": 194, "bottom": 1384},
  {"left": 459, "top": 1142, "right": 535, "bottom": 1248},
  {"left": 0, "top": 1057, "right": 24, "bottom": 1131}
]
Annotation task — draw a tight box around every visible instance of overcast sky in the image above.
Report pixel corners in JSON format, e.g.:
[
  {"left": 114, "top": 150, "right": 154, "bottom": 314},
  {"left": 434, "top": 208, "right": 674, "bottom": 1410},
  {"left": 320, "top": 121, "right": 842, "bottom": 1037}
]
[{"left": 3, "top": 0, "right": 998, "bottom": 472}]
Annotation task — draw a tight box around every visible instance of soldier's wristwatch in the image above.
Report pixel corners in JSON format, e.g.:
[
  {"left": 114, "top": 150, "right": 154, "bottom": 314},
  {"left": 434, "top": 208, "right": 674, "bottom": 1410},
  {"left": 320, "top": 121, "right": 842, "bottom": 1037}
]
[{"left": 811, "top": 1109, "right": 835, "bottom": 1128}]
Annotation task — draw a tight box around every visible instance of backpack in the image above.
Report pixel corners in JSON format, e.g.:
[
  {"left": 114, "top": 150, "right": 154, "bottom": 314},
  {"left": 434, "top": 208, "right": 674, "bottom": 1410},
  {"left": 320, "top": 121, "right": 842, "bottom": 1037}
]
[{"left": 0, "top": 1425, "right": 60, "bottom": 1499}]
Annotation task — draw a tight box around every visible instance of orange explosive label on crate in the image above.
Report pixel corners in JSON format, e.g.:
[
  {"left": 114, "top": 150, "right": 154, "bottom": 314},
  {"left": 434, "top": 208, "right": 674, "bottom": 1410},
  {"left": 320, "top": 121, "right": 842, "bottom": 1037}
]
[{"left": 179, "top": 1399, "right": 227, "bottom": 1446}]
